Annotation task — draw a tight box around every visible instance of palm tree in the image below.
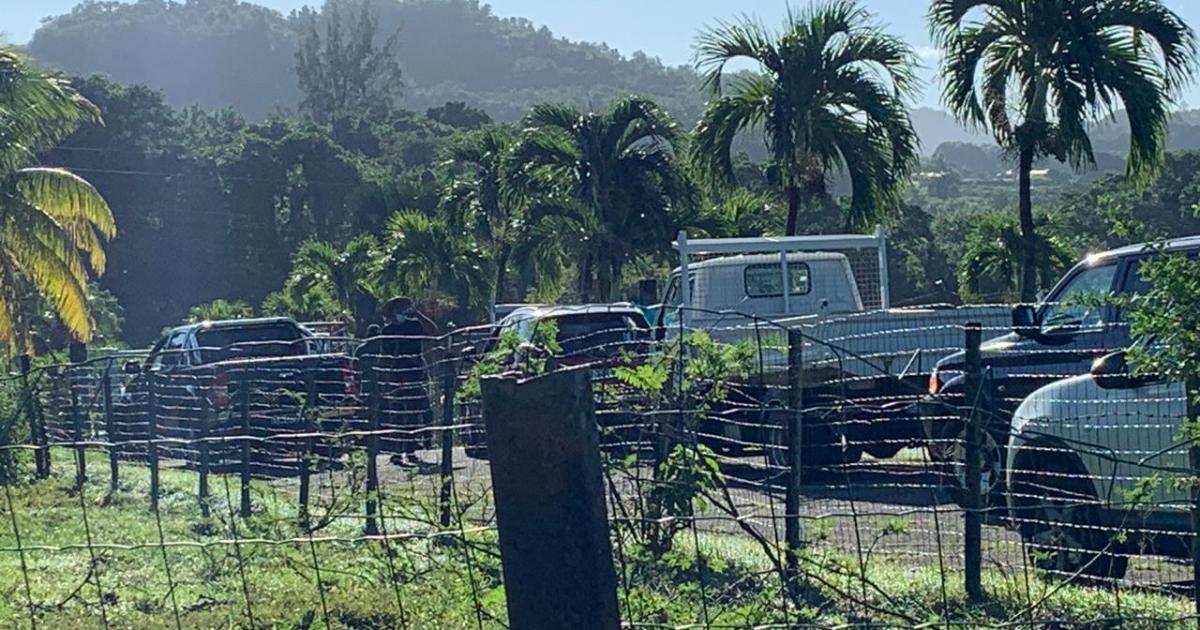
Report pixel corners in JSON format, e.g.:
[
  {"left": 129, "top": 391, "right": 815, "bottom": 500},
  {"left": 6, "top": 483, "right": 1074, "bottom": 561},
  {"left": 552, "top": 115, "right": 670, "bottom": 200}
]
[
  {"left": 439, "top": 126, "right": 522, "bottom": 303},
  {"left": 513, "top": 97, "right": 691, "bottom": 301},
  {"left": 0, "top": 48, "right": 115, "bottom": 352},
  {"left": 373, "top": 211, "right": 492, "bottom": 316},
  {"left": 931, "top": 0, "right": 1196, "bottom": 302},
  {"left": 957, "top": 212, "right": 1074, "bottom": 302},
  {"left": 289, "top": 235, "right": 378, "bottom": 328},
  {"left": 692, "top": 1, "right": 920, "bottom": 235}
]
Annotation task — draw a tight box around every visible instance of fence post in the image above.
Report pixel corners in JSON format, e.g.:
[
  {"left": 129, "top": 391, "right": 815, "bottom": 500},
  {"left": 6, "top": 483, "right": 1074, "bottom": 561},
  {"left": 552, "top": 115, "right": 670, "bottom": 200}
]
[
  {"left": 19, "top": 355, "right": 49, "bottom": 479},
  {"left": 963, "top": 322, "right": 983, "bottom": 603},
  {"left": 1188, "top": 376, "right": 1200, "bottom": 616},
  {"left": 298, "top": 371, "right": 315, "bottom": 528},
  {"left": 439, "top": 354, "right": 457, "bottom": 529},
  {"left": 364, "top": 377, "right": 381, "bottom": 535},
  {"left": 239, "top": 367, "right": 252, "bottom": 519},
  {"left": 785, "top": 329, "right": 804, "bottom": 585},
  {"left": 102, "top": 358, "right": 118, "bottom": 492},
  {"left": 147, "top": 367, "right": 160, "bottom": 509},
  {"left": 198, "top": 396, "right": 211, "bottom": 520},
  {"left": 481, "top": 368, "right": 620, "bottom": 630},
  {"left": 70, "top": 343, "right": 88, "bottom": 490}
]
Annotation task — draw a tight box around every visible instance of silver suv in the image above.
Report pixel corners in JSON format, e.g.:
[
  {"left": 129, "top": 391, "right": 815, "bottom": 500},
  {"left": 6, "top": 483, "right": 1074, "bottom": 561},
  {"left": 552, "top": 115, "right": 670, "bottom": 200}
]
[{"left": 1006, "top": 350, "right": 1187, "bottom": 580}]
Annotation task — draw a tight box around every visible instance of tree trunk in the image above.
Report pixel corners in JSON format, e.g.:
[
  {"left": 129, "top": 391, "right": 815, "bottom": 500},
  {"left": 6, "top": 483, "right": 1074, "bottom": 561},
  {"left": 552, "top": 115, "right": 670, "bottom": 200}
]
[
  {"left": 596, "top": 255, "right": 613, "bottom": 303},
  {"left": 1017, "top": 145, "right": 1037, "bottom": 303},
  {"left": 494, "top": 246, "right": 511, "bottom": 305},
  {"left": 785, "top": 184, "right": 801, "bottom": 236},
  {"left": 578, "top": 254, "right": 594, "bottom": 303}
]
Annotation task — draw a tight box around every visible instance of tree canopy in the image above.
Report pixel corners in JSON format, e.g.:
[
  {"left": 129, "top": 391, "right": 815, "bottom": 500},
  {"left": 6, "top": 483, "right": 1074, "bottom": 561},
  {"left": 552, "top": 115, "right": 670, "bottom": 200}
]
[{"left": 0, "top": 49, "right": 115, "bottom": 352}]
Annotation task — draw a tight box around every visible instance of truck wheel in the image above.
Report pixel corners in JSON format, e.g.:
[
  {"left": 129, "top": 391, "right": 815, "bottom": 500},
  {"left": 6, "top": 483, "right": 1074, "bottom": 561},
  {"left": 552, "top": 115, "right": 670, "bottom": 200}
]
[
  {"left": 1009, "top": 448, "right": 1128, "bottom": 581},
  {"left": 944, "top": 426, "right": 1006, "bottom": 509},
  {"left": 765, "top": 426, "right": 863, "bottom": 472}
]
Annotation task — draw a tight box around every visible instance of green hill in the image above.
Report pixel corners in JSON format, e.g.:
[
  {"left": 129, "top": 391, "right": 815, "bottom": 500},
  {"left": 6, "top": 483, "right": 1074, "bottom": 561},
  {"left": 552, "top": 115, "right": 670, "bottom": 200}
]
[{"left": 28, "top": 0, "right": 704, "bottom": 122}]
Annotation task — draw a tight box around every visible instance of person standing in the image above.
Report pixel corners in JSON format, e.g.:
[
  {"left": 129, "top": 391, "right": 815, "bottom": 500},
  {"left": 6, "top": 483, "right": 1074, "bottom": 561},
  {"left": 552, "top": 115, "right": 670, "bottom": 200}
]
[{"left": 375, "top": 297, "right": 437, "bottom": 464}]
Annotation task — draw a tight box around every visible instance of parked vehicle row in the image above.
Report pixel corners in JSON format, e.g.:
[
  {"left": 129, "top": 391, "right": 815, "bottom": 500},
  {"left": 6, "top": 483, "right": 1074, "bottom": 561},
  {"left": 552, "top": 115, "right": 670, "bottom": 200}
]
[{"left": 113, "top": 231, "right": 1200, "bottom": 581}]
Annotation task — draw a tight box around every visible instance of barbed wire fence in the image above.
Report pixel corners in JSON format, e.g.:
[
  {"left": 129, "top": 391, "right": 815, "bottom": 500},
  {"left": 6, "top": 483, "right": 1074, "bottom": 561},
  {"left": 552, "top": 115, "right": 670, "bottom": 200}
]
[{"left": 1, "top": 306, "right": 1199, "bottom": 627}]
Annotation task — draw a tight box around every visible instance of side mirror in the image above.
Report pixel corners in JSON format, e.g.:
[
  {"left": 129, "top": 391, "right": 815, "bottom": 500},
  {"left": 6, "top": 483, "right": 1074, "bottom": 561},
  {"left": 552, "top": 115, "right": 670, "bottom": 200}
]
[
  {"left": 1091, "top": 351, "right": 1133, "bottom": 389},
  {"left": 1011, "top": 304, "right": 1038, "bottom": 335},
  {"left": 123, "top": 359, "right": 142, "bottom": 375}
]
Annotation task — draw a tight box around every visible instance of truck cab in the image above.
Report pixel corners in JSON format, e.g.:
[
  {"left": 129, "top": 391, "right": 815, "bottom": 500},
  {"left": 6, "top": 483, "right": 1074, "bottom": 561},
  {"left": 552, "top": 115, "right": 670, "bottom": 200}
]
[{"left": 659, "top": 252, "right": 864, "bottom": 331}]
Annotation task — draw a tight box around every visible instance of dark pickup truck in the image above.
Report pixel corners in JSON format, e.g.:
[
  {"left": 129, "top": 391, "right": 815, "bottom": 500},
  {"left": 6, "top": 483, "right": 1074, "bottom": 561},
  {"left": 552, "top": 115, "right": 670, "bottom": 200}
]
[{"left": 118, "top": 318, "right": 357, "bottom": 466}]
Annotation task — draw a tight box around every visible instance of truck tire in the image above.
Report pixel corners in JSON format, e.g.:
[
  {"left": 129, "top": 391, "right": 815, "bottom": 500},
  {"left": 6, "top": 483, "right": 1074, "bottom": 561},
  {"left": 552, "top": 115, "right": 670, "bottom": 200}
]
[
  {"left": 764, "top": 414, "right": 862, "bottom": 474},
  {"left": 1009, "top": 445, "right": 1128, "bottom": 581}
]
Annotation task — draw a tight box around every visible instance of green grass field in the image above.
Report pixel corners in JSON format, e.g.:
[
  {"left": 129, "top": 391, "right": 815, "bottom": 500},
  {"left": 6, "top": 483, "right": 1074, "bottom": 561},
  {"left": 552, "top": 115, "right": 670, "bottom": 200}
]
[{"left": 1, "top": 449, "right": 1196, "bottom": 628}]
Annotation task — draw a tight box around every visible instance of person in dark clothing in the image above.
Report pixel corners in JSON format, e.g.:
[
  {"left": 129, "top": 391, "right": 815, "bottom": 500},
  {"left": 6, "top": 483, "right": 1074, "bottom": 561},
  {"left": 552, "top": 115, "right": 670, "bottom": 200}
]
[{"left": 357, "top": 298, "right": 438, "bottom": 465}]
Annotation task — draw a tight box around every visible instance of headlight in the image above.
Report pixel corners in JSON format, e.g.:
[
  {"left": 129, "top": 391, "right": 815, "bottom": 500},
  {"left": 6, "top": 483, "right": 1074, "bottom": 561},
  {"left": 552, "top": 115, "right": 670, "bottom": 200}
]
[{"left": 928, "top": 367, "right": 941, "bottom": 396}]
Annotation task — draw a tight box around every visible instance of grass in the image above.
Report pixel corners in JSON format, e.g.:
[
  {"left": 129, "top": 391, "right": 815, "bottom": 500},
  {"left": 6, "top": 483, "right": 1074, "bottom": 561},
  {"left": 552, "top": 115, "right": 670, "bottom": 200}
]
[
  {"left": 0, "top": 449, "right": 506, "bottom": 628},
  {"left": 1, "top": 448, "right": 1198, "bottom": 628}
]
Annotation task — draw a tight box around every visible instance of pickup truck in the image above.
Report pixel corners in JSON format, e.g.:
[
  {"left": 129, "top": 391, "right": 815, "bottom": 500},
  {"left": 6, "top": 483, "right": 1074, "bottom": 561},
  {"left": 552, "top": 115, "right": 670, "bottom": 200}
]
[
  {"left": 1005, "top": 348, "right": 1186, "bottom": 581},
  {"left": 923, "top": 235, "right": 1200, "bottom": 503},
  {"left": 659, "top": 232, "right": 1010, "bottom": 468},
  {"left": 118, "top": 317, "right": 357, "bottom": 466}
]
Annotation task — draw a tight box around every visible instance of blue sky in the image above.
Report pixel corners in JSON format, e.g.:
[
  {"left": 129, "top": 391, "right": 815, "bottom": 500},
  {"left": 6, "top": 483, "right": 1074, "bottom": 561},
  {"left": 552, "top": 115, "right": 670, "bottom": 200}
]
[{"left": 7, "top": 0, "right": 1200, "bottom": 108}]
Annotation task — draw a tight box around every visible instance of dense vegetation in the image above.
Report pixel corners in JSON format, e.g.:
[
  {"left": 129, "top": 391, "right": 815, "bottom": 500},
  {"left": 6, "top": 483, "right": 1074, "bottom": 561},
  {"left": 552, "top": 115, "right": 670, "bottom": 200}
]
[{"left": 6, "top": 0, "right": 1200, "bottom": 352}]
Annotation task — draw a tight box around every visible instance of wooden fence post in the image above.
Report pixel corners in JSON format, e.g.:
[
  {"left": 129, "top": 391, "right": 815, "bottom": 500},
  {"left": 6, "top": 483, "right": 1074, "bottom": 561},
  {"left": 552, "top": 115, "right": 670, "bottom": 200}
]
[
  {"left": 198, "top": 395, "right": 211, "bottom": 520},
  {"left": 963, "top": 323, "right": 984, "bottom": 603},
  {"left": 19, "top": 355, "right": 49, "bottom": 479},
  {"left": 439, "top": 355, "right": 457, "bottom": 529},
  {"left": 785, "top": 329, "right": 804, "bottom": 585},
  {"left": 298, "top": 371, "right": 316, "bottom": 528},
  {"left": 364, "top": 377, "right": 381, "bottom": 535},
  {"left": 1188, "top": 376, "right": 1200, "bottom": 616},
  {"left": 239, "top": 368, "right": 252, "bottom": 519},
  {"left": 147, "top": 367, "right": 160, "bottom": 509},
  {"left": 69, "top": 343, "right": 88, "bottom": 490},
  {"left": 102, "top": 358, "right": 118, "bottom": 492},
  {"left": 480, "top": 368, "right": 620, "bottom": 630}
]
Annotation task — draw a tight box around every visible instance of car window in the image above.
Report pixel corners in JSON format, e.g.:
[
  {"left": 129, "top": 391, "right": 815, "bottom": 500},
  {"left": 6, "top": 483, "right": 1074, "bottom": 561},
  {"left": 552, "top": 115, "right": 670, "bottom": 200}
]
[
  {"left": 545, "top": 313, "right": 650, "bottom": 356},
  {"left": 194, "top": 323, "right": 304, "bottom": 363},
  {"left": 745, "top": 262, "right": 811, "bottom": 298},
  {"left": 151, "top": 330, "right": 190, "bottom": 370},
  {"left": 1039, "top": 262, "right": 1118, "bottom": 334},
  {"left": 663, "top": 273, "right": 694, "bottom": 307},
  {"left": 1120, "top": 257, "right": 1152, "bottom": 297}
]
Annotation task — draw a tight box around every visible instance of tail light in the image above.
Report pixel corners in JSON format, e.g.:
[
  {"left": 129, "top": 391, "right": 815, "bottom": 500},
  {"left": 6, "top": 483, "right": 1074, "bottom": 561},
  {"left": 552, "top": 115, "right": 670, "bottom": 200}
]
[{"left": 208, "top": 371, "right": 232, "bottom": 409}]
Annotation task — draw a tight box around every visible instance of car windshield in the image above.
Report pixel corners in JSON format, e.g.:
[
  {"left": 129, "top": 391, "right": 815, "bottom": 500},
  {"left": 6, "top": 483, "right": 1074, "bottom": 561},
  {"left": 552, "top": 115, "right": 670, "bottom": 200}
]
[
  {"left": 194, "top": 323, "right": 305, "bottom": 363},
  {"left": 1039, "top": 262, "right": 1119, "bottom": 334},
  {"left": 546, "top": 313, "right": 650, "bottom": 356}
]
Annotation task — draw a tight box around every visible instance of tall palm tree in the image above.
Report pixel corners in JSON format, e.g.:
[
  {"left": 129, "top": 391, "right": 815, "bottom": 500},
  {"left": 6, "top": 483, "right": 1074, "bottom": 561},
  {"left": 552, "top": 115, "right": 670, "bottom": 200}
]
[
  {"left": 373, "top": 211, "right": 492, "bottom": 316},
  {"left": 956, "top": 212, "right": 1074, "bottom": 302},
  {"left": 289, "top": 235, "right": 378, "bottom": 328},
  {"left": 0, "top": 49, "right": 115, "bottom": 351},
  {"left": 692, "top": 1, "right": 920, "bottom": 235},
  {"left": 931, "top": 0, "right": 1197, "bottom": 302},
  {"left": 439, "top": 126, "right": 522, "bottom": 303},
  {"left": 513, "top": 96, "right": 691, "bottom": 302}
]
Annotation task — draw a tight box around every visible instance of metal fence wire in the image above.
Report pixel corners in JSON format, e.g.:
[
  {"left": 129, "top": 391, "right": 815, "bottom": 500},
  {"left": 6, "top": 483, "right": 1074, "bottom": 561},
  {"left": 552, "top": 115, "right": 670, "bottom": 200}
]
[{"left": 2, "top": 306, "right": 1200, "bottom": 628}]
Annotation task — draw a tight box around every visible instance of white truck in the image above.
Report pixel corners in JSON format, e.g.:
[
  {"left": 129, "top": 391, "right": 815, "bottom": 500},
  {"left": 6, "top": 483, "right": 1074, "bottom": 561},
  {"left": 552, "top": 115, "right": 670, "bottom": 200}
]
[{"left": 657, "top": 229, "right": 1010, "bottom": 466}]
